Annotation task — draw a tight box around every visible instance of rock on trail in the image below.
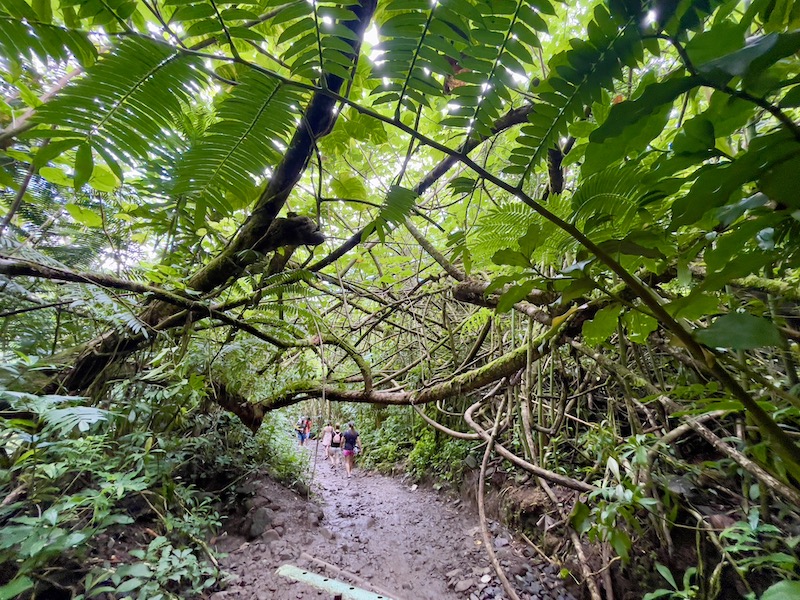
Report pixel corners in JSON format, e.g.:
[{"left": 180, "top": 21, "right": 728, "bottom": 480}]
[{"left": 212, "top": 445, "right": 577, "bottom": 600}]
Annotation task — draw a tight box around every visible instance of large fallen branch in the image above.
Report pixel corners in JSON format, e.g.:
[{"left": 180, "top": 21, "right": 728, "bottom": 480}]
[{"left": 0, "top": 257, "right": 372, "bottom": 392}]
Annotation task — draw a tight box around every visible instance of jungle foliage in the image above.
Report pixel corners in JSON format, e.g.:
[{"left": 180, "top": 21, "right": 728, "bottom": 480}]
[{"left": 2, "top": 0, "right": 800, "bottom": 597}]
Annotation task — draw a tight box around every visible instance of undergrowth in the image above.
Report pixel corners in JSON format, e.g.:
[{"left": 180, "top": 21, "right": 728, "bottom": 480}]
[
  {"left": 0, "top": 356, "right": 304, "bottom": 600},
  {"left": 358, "top": 408, "right": 471, "bottom": 483}
]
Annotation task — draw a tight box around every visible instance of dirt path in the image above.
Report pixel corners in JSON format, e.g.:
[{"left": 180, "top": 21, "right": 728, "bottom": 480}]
[{"left": 212, "top": 444, "right": 577, "bottom": 600}]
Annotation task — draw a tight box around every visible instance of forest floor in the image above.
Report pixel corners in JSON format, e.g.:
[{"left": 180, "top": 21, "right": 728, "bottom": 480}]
[{"left": 209, "top": 443, "right": 579, "bottom": 600}]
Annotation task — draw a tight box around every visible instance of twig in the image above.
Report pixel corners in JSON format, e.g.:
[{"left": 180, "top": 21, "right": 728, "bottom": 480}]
[
  {"left": 1, "top": 484, "right": 27, "bottom": 506},
  {"left": 478, "top": 396, "right": 522, "bottom": 600}
]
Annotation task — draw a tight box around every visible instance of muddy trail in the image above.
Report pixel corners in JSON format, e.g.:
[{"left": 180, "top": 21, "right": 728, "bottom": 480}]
[{"left": 211, "top": 444, "right": 578, "bottom": 600}]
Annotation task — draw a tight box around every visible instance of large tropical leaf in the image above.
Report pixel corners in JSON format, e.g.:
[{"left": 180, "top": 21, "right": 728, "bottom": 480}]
[
  {"left": 33, "top": 37, "right": 205, "bottom": 171},
  {"left": 265, "top": 0, "right": 361, "bottom": 81},
  {"left": 0, "top": 16, "right": 96, "bottom": 66},
  {"left": 172, "top": 70, "right": 307, "bottom": 214},
  {"left": 506, "top": 3, "right": 645, "bottom": 182}
]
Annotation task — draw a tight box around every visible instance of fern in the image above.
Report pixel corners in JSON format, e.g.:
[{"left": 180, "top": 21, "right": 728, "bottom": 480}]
[
  {"left": 0, "top": 16, "right": 96, "bottom": 66},
  {"left": 364, "top": 185, "right": 418, "bottom": 242},
  {"left": 259, "top": 269, "right": 315, "bottom": 294},
  {"left": 371, "top": 0, "right": 470, "bottom": 112},
  {"left": 372, "top": 0, "right": 551, "bottom": 130},
  {"left": 469, "top": 201, "right": 536, "bottom": 264},
  {"left": 442, "top": 0, "right": 552, "bottom": 138},
  {"left": 570, "top": 166, "right": 644, "bottom": 240},
  {"left": 172, "top": 70, "right": 306, "bottom": 215},
  {"left": 33, "top": 37, "right": 205, "bottom": 173},
  {"left": 265, "top": 0, "right": 360, "bottom": 81},
  {"left": 165, "top": 0, "right": 266, "bottom": 49},
  {"left": 470, "top": 195, "right": 574, "bottom": 266},
  {"left": 507, "top": 3, "right": 645, "bottom": 182}
]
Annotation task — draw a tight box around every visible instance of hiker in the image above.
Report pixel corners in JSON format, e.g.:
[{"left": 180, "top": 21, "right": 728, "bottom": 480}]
[
  {"left": 328, "top": 423, "right": 343, "bottom": 468},
  {"left": 303, "top": 416, "right": 313, "bottom": 447},
  {"left": 342, "top": 421, "right": 362, "bottom": 479},
  {"left": 320, "top": 421, "right": 334, "bottom": 460},
  {"left": 295, "top": 416, "right": 310, "bottom": 447}
]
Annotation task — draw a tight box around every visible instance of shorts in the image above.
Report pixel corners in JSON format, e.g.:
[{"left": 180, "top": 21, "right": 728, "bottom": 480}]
[
  {"left": 343, "top": 449, "right": 355, "bottom": 457},
  {"left": 330, "top": 446, "right": 342, "bottom": 455},
  {"left": 297, "top": 431, "right": 307, "bottom": 442}
]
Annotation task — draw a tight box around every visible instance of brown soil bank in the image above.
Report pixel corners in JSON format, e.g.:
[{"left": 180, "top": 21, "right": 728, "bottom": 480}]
[{"left": 211, "top": 445, "right": 579, "bottom": 600}]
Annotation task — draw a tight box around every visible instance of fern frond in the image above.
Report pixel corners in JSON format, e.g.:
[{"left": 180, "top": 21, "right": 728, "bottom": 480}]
[
  {"left": 469, "top": 201, "right": 537, "bottom": 263},
  {"left": 364, "top": 185, "right": 418, "bottom": 242},
  {"left": 266, "top": 0, "right": 359, "bottom": 81},
  {"left": 173, "top": 70, "right": 305, "bottom": 214},
  {"left": 470, "top": 195, "right": 575, "bottom": 267},
  {"left": 33, "top": 37, "right": 205, "bottom": 168},
  {"left": 570, "top": 166, "right": 644, "bottom": 241},
  {"left": 507, "top": 4, "right": 645, "bottom": 182},
  {"left": 167, "top": 0, "right": 266, "bottom": 50},
  {"left": 371, "top": 0, "right": 471, "bottom": 113},
  {"left": 443, "top": 0, "right": 551, "bottom": 137},
  {"left": 259, "top": 269, "right": 315, "bottom": 294},
  {"left": 0, "top": 16, "right": 96, "bottom": 66}
]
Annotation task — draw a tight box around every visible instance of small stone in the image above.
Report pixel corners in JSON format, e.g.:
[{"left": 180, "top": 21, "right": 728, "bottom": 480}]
[
  {"left": 247, "top": 507, "right": 273, "bottom": 539},
  {"left": 262, "top": 529, "right": 280, "bottom": 542},
  {"left": 236, "top": 482, "right": 257, "bottom": 495},
  {"left": 455, "top": 579, "right": 475, "bottom": 593},
  {"left": 209, "top": 593, "right": 229, "bottom": 600},
  {"left": 272, "top": 514, "right": 286, "bottom": 527},
  {"left": 480, "top": 574, "right": 492, "bottom": 584},
  {"left": 494, "top": 537, "right": 509, "bottom": 549}
]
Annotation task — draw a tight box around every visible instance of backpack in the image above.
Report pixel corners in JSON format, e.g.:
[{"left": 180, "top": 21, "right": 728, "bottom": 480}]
[{"left": 332, "top": 432, "right": 341, "bottom": 445}]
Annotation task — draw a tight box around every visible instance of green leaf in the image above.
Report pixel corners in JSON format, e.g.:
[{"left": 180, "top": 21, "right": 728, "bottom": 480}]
[
  {"left": 73, "top": 143, "right": 93, "bottom": 189},
  {"left": 699, "top": 32, "right": 800, "bottom": 84},
  {"left": 35, "top": 37, "right": 204, "bottom": 165},
  {"left": 115, "top": 578, "right": 143, "bottom": 594},
  {"left": 496, "top": 281, "right": 537, "bottom": 312},
  {"left": 185, "top": 19, "right": 223, "bottom": 36},
  {"left": 672, "top": 116, "right": 715, "bottom": 155},
  {"left": 173, "top": 71, "right": 305, "bottom": 211},
  {"left": 66, "top": 203, "right": 103, "bottom": 228},
  {"left": 88, "top": 165, "right": 120, "bottom": 192},
  {"left": 569, "top": 501, "right": 591, "bottom": 535},
  {"left": 332, "top": 174, "right": 368, "bottom": 201},
  {"left": 0, "top": 576, "right": 34, "bottom": 600},
  {"left": 491, "top": 249, "right": 532, "bottom": 268},
  {"left": 39, "top": 166, "right": 73, "bottom": 186},
  {"left": 695, "top": 313, "right": 784, "bottom": 350},
  {"left": 654, "top": 563, "right": 677, "bottom": 589},
  {"left": 623, "top": 310, "right": 658, "bottom": 344},
  {"left": 760, "top": 580, "right": 800, "bottom": 600},
  {"left": 590, "top": 76, "right": 700, "bottom": 143},
  {"left": 666, "top": 293, "right": 722, "bottom": 321},
  {"left": 609, "top": 528, "right": 631, "bottom": 561},
  {"left": 684, "top": 20, "right": 745, "bottom": 65},
  {"left": 582, "top": 304, "right": 622, "bottom": 345},
  {"left": 760, "top": 155, "right": 800, "bottom": 208},
  {"left": 381, "top": 185, "right": 418, "bottom": 225}
]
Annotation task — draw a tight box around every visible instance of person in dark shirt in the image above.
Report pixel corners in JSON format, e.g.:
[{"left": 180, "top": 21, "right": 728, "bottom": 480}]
[{"left": 341, "top": 421, "right": 362, "bottom": 479}]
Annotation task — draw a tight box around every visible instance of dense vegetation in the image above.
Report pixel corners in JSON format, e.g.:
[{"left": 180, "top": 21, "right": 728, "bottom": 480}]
[{"left": 2, "top": 0, "right": 800, "bottom": 597}]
